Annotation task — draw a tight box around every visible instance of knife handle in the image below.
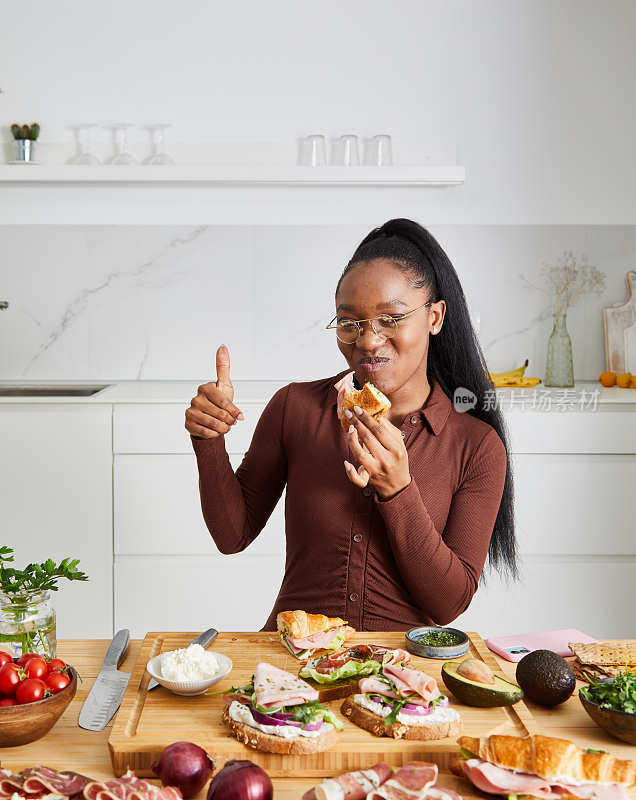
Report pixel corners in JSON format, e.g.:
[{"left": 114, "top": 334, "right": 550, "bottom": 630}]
[
  {"left": 103, "top": 629, "right": 130, "bottom": 669},
  {"left": 192, "top": 628, "right": 218, "bottom": 648}
]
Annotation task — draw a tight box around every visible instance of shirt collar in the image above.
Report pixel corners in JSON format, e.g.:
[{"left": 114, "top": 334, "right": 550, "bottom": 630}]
[{"left": 330, "top": 370, "right": 452, "bottom": 435}]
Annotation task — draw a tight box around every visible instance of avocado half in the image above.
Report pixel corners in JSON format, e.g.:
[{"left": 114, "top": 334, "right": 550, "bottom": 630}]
[{"left": 441, "top": 661, "right": 524, "bottom": 707}]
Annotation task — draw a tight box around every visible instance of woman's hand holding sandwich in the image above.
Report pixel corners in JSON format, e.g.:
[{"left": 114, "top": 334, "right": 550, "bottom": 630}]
[
  {"left": 343, "top": 406, "right": 411, "bottom": 500},
  {"left": 185, "top": 344, "right": 244, "bottom": 439}
]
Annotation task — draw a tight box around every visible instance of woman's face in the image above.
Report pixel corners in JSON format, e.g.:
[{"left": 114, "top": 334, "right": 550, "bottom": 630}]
[{"left": 334, "top": 258, "right": 445, "bottom": 395}]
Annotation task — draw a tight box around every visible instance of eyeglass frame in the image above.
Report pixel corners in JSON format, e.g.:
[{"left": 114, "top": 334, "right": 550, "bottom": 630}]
[{"left": 325, "top": 300, "right": 434, "bottom": 344}]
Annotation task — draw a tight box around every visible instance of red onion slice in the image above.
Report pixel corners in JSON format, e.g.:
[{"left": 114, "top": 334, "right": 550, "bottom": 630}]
[{"left": 250, "top": 707, "right": 323, "bottom": 730}]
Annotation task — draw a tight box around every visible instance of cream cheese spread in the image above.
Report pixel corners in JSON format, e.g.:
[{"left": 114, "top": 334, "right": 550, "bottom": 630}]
[
  {"left": 228, "top": 700, "right": 332, "bottom": 739},
  {"left": 353, "top": 693, "right": 460, "bottom": 726}
]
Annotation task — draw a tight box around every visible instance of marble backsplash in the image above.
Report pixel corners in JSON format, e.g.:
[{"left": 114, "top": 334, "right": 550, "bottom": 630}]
[{"left": 1, "top": 224, "right": 634, "bottom": 382}]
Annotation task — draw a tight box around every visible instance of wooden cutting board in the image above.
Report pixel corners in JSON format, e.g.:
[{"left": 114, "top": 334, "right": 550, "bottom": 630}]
[{"left": 108, "top": 631, "right": 536, "bottom": 778}]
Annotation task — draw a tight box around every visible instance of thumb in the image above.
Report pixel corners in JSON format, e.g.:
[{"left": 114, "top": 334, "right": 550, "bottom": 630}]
[{"left": 215, "top": 344, "right": 233, "bottom": 390}]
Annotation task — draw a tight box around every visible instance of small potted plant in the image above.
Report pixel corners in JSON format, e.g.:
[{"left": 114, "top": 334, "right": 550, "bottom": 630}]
[{"left": 10, "top": 122, "right": 41, "bottom": 163}]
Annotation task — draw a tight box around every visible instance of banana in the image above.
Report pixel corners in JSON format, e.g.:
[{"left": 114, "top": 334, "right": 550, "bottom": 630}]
[
  {"left": 489, "top": 359, "right": 529, "bottom": 380},
  {"left": 491, "top": 376, "right": 541, "bottom": 388}
]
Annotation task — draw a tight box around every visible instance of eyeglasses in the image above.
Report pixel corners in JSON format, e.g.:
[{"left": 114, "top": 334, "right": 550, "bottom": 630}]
[{"left": 325, "top": 301, "right": 433, "bottom": 344}]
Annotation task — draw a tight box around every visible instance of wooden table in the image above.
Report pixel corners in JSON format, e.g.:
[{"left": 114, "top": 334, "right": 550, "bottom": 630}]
[{"left": 0, "top": 640, "right": 633, "bottom": 799}]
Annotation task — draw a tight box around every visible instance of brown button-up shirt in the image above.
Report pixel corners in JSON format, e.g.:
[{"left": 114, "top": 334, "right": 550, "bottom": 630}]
[{"left": 191, "top": 369, "right": 507, "bottom": 631}]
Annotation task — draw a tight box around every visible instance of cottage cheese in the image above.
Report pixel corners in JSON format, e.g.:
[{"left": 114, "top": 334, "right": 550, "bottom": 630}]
[
  {"left": 353, "top": 693, "right": 460, "bottom": 726},
  {"left": 160, "top": 643, "right": 220, "bottom": 681},
  {"left": 228, "top": 700, "right": 332, "bottom": 739}
]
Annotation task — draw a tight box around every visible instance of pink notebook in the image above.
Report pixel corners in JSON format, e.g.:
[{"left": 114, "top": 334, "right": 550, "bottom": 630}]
[{"left": 485, "top": 628, "right": 597, "bottom": 663}]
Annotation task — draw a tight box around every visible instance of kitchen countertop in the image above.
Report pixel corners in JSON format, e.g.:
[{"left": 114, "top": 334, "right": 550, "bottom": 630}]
[
  {"left": 0, "top": 638, "right": 633, "bottom": 799},
  {"left": 0, "top": 379, "right": 635, "bottom": 406}
]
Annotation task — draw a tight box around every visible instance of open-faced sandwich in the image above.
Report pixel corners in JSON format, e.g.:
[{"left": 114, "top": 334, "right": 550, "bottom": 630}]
[
  {"left": 341, "top": 657, "right": 461, "bottom": 740},
  {"left": 277, "top": 610, "right": 354, "bottom": 660},
  {"left": 299, "top": 644, "right": 412, "bottom": 701},
  {"left": 456, "top": 734, "right": 636, "bottom": 799},
  {"left": 220, "top": 662, "right": 343, "bottom": 754},
  {"left": 334, "top": 370, "right": 391, "bottom": 431}
]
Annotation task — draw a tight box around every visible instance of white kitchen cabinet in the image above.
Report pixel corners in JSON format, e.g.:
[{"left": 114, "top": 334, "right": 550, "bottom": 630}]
[{"left": 0, "top": 405, "right": 113, "bottom": 637}]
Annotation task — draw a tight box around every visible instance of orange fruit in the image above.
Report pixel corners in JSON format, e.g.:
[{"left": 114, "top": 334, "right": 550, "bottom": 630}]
[
  {"left": 631, "top": 375, "right": 636, "bottom": 389},
  {"left": 616, "top": 372, "right": 632, "bottom": 388},
  {"left": 599, "top": 371, "right": 617, "bottom": 387}
]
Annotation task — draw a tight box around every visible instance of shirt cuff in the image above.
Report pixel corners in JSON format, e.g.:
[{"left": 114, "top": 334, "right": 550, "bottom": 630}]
[{"left": 373, "top": 476, "right": 414, "bottom": 504}]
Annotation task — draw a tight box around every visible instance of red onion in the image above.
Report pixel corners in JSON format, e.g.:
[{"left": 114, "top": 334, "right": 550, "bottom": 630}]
[
  {"left": 151, "top": 741, "right": 214, "bottom": 798},
  {"left": 402, "top": 703, "right": 432, "bottom": 715},
  {"left": 250, "top": 707, "right": 322, "bottom": 730},
  {"left": 207, "top": 760, "right": 273, "bottom": 800}
]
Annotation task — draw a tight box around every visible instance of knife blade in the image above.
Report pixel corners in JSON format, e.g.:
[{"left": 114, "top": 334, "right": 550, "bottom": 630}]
[
  {"left": 78, "top": 628, "right": 130, "bottom": 731},
  {"left": 147, "top": 627, "right": 218, "bottom": 691}
]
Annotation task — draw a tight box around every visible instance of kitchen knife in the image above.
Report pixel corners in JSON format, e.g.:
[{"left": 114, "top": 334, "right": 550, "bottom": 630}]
[
  {"left": 78, "top": 628, "right": 131, "bottom": 731},
  {"left": 147, "top": 627, "right": 218, "bottom": 691}
]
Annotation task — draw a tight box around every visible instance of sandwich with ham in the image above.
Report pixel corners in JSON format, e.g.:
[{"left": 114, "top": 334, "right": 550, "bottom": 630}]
[
  {"left": 341, "top": 659, "right": 461, "bottom": 740},
  {"left": 334, "top": 371, "right": 391, "bottom": 431},
  {"left": 277, "top": 610, "right": 354, "bottom": 660},
  {"left": 299, "top": 644, "right": 412, "bottom": 702},
  {"left": 456, "top": 734, "right": 636, "bottom": 800},
  {"left": 220, "top": 662, "right": 343, "bottom": 755}
]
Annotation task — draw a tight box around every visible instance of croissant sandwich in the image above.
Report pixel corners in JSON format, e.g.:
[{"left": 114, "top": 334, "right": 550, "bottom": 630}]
[
  {"left": 457, "top": 734, "right": 636, "bottom": 799},
  {"left": 277, "top": 610, "right": 354, "bottom": 660},
  {"left": 334, "top": 370, "right": 391, "bottom": 432}
]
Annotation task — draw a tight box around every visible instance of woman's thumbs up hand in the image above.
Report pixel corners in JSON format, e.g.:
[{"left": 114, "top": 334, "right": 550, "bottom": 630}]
[{"left": 185, "top": 344, "right": 244, "bottom": 439}]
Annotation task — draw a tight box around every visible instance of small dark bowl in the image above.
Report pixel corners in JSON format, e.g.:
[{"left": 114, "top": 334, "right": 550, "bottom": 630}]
[
  {"left": 579, "top": 680, "right": 636, "bottom": 745},
  {"left": 405, "top": 626, "right": 469, "bottom": 659},
  {"left": 0, "top": 667, "right": 77, "bottom": 747}
]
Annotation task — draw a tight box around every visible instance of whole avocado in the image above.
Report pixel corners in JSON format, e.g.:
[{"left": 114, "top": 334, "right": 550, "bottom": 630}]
[{"left": 515, "top": 649, "right": 575, "bottom": 707}]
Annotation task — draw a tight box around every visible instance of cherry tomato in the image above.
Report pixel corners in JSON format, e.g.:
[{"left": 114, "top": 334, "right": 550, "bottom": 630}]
[
  {"left": 46, "top": 658, "right": 67, "bottom": 673},
  {"left": 16, "top": 678, "right": 48, "bottom": 705},
  {"left": 45, "top": 670, "right": 71, "bottom": 694},
  {"left": 23, "top": 656, "right": 48, "bottom": 680},
  {"left": 16, "top": 652, "right": 40, "bottom": 667},
  {"left": 0, "top": 697, "right": 17, "bottom": 706},
  {"left": 0, "top": 652, "right": 12, "bottom": 670},
  {"left": 0, "top": 664, "right": 23, "bottom": 697}
]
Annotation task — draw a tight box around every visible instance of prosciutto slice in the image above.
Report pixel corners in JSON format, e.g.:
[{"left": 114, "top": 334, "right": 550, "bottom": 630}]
[
  {"left": 302, "top": 763, "right": 393, "bottom": 800},
  {"left": 83, "top": 772, "right": 181, "bottom": 800},
  {"left": 368, "top": 762, "right": 439, "bottom": 800},
  {"left": 0, "top": 768, "right": 90, "bottom": 799},
  {"left": 253, "top": 662, "right": 318, "bottom": 708},
  {"left": 461, "top": 759, "right": 629, "bottom": 800}
]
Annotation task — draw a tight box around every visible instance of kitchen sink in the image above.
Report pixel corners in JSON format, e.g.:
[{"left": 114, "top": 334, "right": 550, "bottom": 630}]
[{"left": 0, "top": 385, "right": 109, "bottom": 397}]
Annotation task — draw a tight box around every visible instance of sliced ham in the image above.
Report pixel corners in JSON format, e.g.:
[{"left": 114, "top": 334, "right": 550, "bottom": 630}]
[
  {"left": 382, "top": 664, "right": 440, "bottom": 703},
  {"left": 253, "top": 662, "right": 318, "bottom": 708},
  {"left": 290, "top": 627, "right": 341, "bottom": 650},
  {"left": 368, "top": 762, "right": 439, "bottom": 800},
  {"left": 358, "top": 676, "right": 400, "bottom": 698},
  {"left": 462, "top": 759, "right": 630, "bottom": 800}
]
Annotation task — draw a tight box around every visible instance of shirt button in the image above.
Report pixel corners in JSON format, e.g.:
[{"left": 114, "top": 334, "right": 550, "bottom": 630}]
[
  {"left": 401, "top": 431, "right": 406, "bottom": 438},
  {"left": 362, "top": 486, "right": 372, "bottom": 497},
  {"left": 410, "top": 415, "right": 418, "bottom": 425},
  {"left": 353, "top": 533, "right": 362, "bottom": 543},
  {"left": 349, "top": 592, "right": 359, "bottom": 602}
]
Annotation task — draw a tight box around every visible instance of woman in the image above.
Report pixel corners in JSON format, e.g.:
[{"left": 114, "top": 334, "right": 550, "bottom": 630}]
[{"left": 186, "top": 218, "right": 517, "bottom": 631}]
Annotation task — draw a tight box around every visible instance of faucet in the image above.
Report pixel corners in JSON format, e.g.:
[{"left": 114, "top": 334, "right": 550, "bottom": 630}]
[{"left": 0, "top": 302, "right": 8, "bottom": 310}]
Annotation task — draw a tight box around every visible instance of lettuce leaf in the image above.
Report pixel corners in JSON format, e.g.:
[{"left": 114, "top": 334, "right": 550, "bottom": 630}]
[{"left": 299, "top": 658, "right": 381, "bottom": 684}]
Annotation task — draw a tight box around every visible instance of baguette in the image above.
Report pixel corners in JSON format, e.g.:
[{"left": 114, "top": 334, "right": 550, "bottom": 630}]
[
  {"left": 277, "top": 610, "right": 349, "bottom": 639},
  {"left": 341, "top": 697, "right": 461, "bottom": 741},
  {"left": 458, "top": 735, "right": 636, "bottom": 785},
  {"left": 222, "top": 705, "right": 338, "bottom": 755}
]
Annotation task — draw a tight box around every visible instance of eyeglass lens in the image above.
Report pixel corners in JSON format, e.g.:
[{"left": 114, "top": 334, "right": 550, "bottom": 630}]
[{"left": 335, "top": 316, "right": 397, "bottom": 343}]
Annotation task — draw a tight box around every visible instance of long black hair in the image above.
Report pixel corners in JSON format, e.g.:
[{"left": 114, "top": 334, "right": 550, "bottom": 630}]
[{"left": 336, "top": 218, "right": 518, "bottom": 580}]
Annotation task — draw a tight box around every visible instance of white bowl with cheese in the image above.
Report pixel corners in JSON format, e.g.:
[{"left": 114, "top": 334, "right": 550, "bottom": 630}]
[{"left": 146, "top": 643, "right": 232, "bottom": 696}]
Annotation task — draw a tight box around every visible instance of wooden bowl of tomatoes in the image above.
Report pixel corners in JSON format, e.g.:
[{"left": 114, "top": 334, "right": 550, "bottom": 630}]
[{"left": 0, "top": 652, "right": 77, "bottom": 747}]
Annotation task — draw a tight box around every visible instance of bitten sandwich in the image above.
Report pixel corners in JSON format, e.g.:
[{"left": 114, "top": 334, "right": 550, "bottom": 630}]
[
  {"left": 220, "top": 662, "right": 342, "bottom": 755},
  {"left": 299, "top": 644, "right": 411, "bottom": 701},
  {"left": 277, "top": 610, "right": 354, "bottom": 660},
  {"left": 456, "top": 734, "right": 636, "bottom": 800},
  {"left": 334, "top": 370, "right": 391, "bottom": 431},
  {"left": 341, "top": 658, "right": 461, "bottom": 740}
]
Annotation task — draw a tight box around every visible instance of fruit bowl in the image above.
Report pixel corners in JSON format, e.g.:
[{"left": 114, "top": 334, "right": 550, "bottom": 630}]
[
  {"left": 579, "top": 681, "right": 636, "bottom": 745},
  {"left": 0, "top": 667, "right": 77, "bottom": 747}
]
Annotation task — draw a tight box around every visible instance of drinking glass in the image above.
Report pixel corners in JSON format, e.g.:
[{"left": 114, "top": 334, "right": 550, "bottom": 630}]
[
  {"left": 66, "top": 124, "right": 101, "bottom": 165},
  {"left": 364, "top": 134, "right": 393, "bottom": 166},
  {"left": 104, "top": 124, "right": 138, "bottom": 165},
  {"left": 297, "top": 134, "right": 327, "bottom": 166},
  {"left": 331, "top": 134, "right": 360, "bottom": 166},
  {"left": 142, "top": 124, "right": 174, "bottom": 165}
]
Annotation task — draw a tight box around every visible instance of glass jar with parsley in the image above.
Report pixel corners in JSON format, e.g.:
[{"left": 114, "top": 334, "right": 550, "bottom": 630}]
[{"left": 0, "top": 547, "right": 88, "bottom": 658}]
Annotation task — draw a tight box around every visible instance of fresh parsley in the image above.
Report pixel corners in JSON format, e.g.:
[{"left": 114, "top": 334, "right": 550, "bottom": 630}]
[
  {"left": 580, "top": 671, "right": 636, "bottom": 715},
  {"left": 0, "top": 547, "right": 88, "bottom": 596}
]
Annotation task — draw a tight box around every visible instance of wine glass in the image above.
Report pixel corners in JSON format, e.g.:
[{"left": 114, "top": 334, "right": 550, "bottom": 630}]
[
  {"left": 104, "top": 124, "right": 138, "bottom": 165},
  {"left": 66, "top": 124, "right": 101, "bottom": 165},
  {"left": 142, "top": 124, "right": 174, "bottom": 165}
]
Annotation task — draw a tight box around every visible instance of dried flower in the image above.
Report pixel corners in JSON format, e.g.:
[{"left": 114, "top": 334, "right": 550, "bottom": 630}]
[{"left": 521, "top": 250, "right": 606, "bottom": 317}]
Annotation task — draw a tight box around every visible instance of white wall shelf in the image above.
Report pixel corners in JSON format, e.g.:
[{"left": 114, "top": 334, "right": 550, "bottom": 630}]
[{"left": 0, "top": 164, "right": 464, "bottom": 187}]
